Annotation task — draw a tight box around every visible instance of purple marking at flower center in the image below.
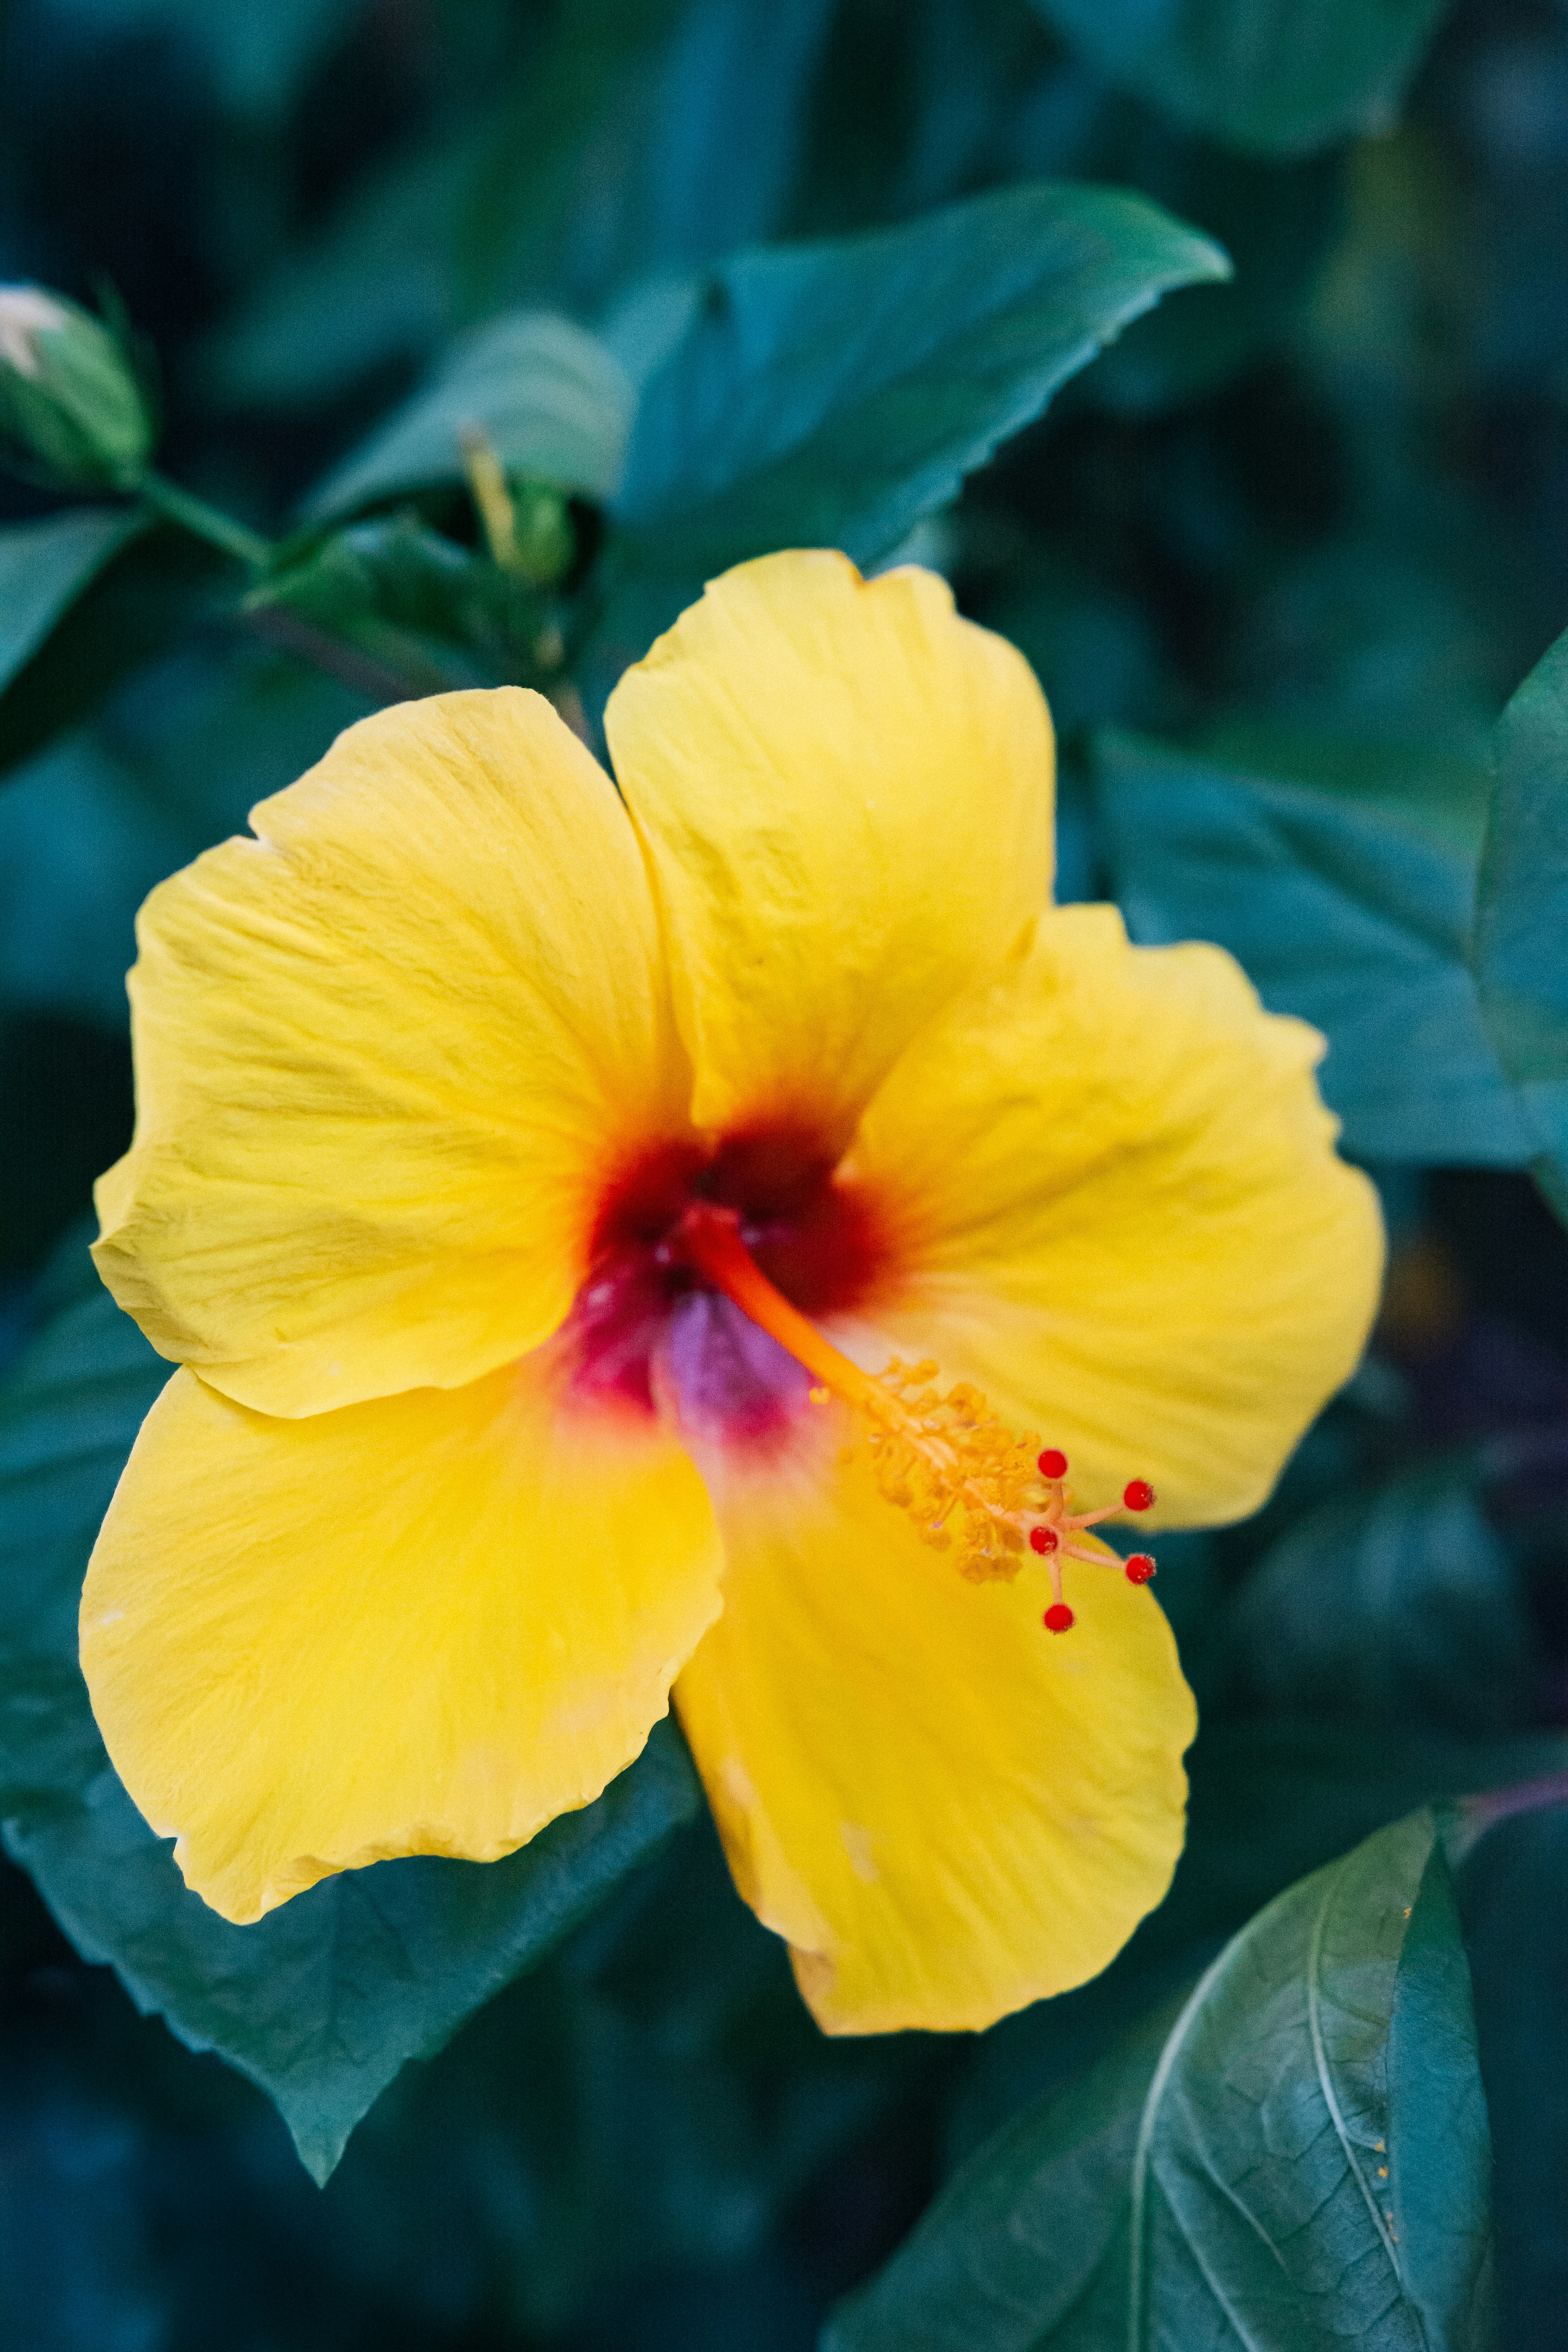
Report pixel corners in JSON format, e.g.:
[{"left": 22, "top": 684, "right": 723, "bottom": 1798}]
[
  {"left": 659, "top": 1289, "right": 812, "bottom": 1445},
  {"left": 559, "top": 1242, "right": 812, "bottom": 1448}
]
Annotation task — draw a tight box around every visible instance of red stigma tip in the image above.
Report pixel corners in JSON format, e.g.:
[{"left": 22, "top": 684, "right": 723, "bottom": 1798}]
[
  {"left": 1123, "top": 1479, "right": 1154, "bottom": 1512},
  {"left": 1124, "top": 1553, "right": 1156, "bottom": 1584},
  {"left": 1043, "top": 1602, "right": 1075, "bottom": 1633},
  {"left": 1038, "top": 1448, "right": 1068, "bottom": 1479},
  {"left": 1029, "top": 1524, "right": 1060, "bottom": 1554}
]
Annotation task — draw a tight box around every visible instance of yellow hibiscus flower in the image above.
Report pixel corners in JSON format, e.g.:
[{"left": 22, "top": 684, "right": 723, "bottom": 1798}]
[{"left": 80, "top": 550, "right": 1382, "bottom": 2036}]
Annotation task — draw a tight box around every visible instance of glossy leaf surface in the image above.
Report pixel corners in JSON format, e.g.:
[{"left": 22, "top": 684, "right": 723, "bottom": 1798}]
[
  {"left": 828, "top": 1808, "right": 1494, "bottom": 2351},
  {"left": 600, "top": 179, "right": 1227, "bottom": 666},
  {"left": 306, "top": 310, "right": 634, "bottom": 520}
]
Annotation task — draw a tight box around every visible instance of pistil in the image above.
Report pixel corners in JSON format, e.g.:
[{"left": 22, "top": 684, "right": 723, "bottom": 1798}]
[{"left": 671, "top": 1202, "right": 1156, "bottom": 1630}]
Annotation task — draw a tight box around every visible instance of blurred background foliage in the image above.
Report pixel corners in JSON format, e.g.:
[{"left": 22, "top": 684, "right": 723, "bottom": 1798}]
[{"left": 0, "top": 0, "right": 1566, "bottom": 2347}]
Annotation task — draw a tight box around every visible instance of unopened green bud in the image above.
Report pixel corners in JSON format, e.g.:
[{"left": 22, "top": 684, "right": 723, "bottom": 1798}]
[{"left": 0, "top": 284, "right": 153, "bottom": 491}]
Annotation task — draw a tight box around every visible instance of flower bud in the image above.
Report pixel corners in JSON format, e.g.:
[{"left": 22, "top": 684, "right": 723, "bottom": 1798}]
[{"left": 0, "top": 284, "right": 153, "bottom": 491}]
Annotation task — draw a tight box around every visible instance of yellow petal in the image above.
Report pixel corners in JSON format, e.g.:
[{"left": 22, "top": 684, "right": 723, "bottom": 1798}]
[
  {"left": 95, "top": 689, "right": 689, "bottom": 1417},
  {"left": 849, "top": 903, "right": 1384, "bottom": 1526},
  {"left": 676, "top": 1440, "right": 1193, "bottom": 2033},
  {"left": 604, "top": 551, "right": 1054, "bottom": 1149},
  {"left": 80, "top": 1361, "right": 722, "bottom": 1924}
]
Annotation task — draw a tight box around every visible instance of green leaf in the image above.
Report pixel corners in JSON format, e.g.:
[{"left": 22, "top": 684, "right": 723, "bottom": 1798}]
[
  {"left": 50, "top": 0, "right": 366, "bottom": 119},
  {"left": 1222, "top": 1466, "right": 1540, "bottom": 1735},
  {"left": 828, "top": 1809, "right": 1495, "bottom": 2352},
  {"left": 604, "top": 179, "right": 1228, "bottom": 633},
  {"left": 1096, "top": 729, "right": 1534, "bottom": 1164},
  {"left": 0, "top": 507, "right": 146, "bottom": 707},
  {"left": 949, "top": 1713, "right": 1568, "bottom": 2175},
  {"left": 197, "top": 138, "right": 466, "bottom": 410},
  {"left": 0, "top": 735, "right": 188, "bottom": 1029},
  {"left": 0, "top": 1245, "right": 703, "bottom": 2182},
  {"left": 1453, "top": 1798, "right": 1568, "bottom": 2349},
  {"left": 1169, "top": 1720, "right": 1568, "bottom": 1970},
  {"left": 249, "top": 515, "right": 565, "bottom": 697},
  {"left": 1473, "top": 623, "right": 1568, "bottom": 1215},
  {"left": 1030, "top": 0, "right": 1452, "bottom": 158},
  {"left": 0, "top": 648, "right": 373, "bottom": 1030},
  {"left": 458, "top": 0, "right": 834, "bottom": 320},
  {"left": 827, "top": 1994, "right": 1183, "bottom": 2352},
  {"left": 305, "top": 311, "right": 634, "bottom": 522},
  {"left": 0, "top": 523, "right": 228, "bottom": 788}
]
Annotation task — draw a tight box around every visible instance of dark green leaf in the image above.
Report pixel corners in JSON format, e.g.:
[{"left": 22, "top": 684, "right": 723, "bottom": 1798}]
[
  {"left": 1031, "top": 0, "right": 1451, "bottom": 158},
  {"left": 949, "top": 1713, "right": 1568, "bottom": 2172},
  {"left": 825, "top": 1996, "right": 1182, "bottom": 2352},
  {"left": 459, "top": 0, "right": 835, "bottom": 320},
  {"left": 197, "top": 139, "right": 467, "bottom": 409},
  {"left": 61, "top": 0, "right": 367, "bottom": 119},
  {"left": 0, "top": 1246, "right": 703, "bottom": 2182},
  {"left": 0, "top": 522, "right": 230, "bottom": 786},
  {"left": 0, "top": 647, "right": 372, "bottom": 1030},
  {"left": 249, "top": 516, "right": 564, "bottom": 696},
  {"left": 1453, "top": 1797, "right": 1568, "bottom": 2350},
  {"left": 1096, "top": 729, "right": 1534, "bottom": 1163},
  {"left": 305, "top": 311, "right": 634, "bottom": 522},
  {"left": 829, "top": 1809, "right": 1495, "bottom": 2352},
  {"left": 1222, "top": 1466, "right": 1540, "bottom": 1734},
  {"left": 1473, "top": 623, "right": 1568, "bottom": 1216},
  {"left": 1044, "top": 105, "right": 1346, "bottom": 416},
  {"left": 0, "top": 734, "right": 187, "bottom": 1029},
  {"left": 0, "top": 507, "right": 146, "bottom": 708},
  {"left": 604, "top": 179, "right": 1228, "bottom": 646}
]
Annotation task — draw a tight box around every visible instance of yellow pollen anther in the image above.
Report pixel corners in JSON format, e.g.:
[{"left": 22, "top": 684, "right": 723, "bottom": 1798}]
[{"left": 674, "top": 1204, "right": 1145, "bottom": 1610}]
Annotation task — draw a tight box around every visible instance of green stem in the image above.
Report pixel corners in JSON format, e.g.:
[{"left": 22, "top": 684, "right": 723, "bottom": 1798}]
[{"left": 138, "top": 470, "right": 274, "bottom": 571}]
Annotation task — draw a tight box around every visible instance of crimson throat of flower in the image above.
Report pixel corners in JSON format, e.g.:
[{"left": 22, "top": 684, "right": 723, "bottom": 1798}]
[{"left": 671, "top": 1201, "right": 1156, "bottom": 1634}]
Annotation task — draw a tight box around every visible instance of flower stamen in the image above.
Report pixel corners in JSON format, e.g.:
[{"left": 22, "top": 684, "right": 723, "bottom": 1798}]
[{"left": 673, "top": 1202, "right": 1155, "bottom": 1629}]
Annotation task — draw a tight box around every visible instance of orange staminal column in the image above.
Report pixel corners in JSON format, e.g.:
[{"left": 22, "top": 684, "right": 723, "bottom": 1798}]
[{"left": 673, "top": 1203, "right": 1155, "bottom": 1627}]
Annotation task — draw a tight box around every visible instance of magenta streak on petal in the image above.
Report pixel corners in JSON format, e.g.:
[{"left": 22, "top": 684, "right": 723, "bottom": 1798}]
[
  {"left": 557, "top": 1243, "right": 812, "bottom": 1449},
  {"left": 657, "top": 1290, "right": 813, "bottom": 1446}
]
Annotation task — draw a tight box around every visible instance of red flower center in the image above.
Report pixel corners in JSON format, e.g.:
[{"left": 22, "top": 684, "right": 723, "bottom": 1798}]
[{"left": 561, "top": 1124, "right": 895, "bottom": 1447}]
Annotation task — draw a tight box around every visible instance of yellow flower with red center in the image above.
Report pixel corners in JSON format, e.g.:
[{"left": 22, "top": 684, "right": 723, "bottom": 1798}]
[{"left": 80, "top": 552, "right": 1382, "bottom": 2034}]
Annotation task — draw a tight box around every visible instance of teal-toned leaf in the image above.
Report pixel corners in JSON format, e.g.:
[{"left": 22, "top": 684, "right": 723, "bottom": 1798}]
[
  {"left": 1033, "top": 99, "right": 1346, "bottom": 416},
  {"left": 1096, "top": 729, "right": 1534, "bottom": 1164},
  {"left": 460, "top": 0, "right": 835, "bottom": 321},
  {"left": 1031, "top": 0, "right": 1451, "bottom": 158},
  {"left": 948, "top": 1711, "right": 1568, "bottom": 2176},
  {"left": 49, "top": 0, "right": 366, "bottom": 118},
  {"left": 198, "top": 139, "right": 466, "bottom": 409},
  {"left": 249, "top": 515, "right": 565, "bottom": 697},
  {"left": 0, "top": 648, "right": 372, "bottom": 1031},
  {"left": 1169, "top": 1720, "right": 1568, "bottom": 1974},
  {"left": 0, "top": 522, "right": 228, "bottom": 787},
  {"left": 0, "top": 732, "right": 185, "bottom": 1029},
  {"left": 1473, "top": 623, "right": 1568, "bottom": 1215},
  {"left": 604, "top": 180, "right": 1228, "bottom": 639},
  {"left": 1453, "top": 1797, "right": 1568, "bottom": 2349},
  {"left": 0, "top": 507, "right": 146, "bottom": 710},
  {"left": 0, "top": 1245, "right": 703, "bottom": 2182},
  {"left": 305, "top": 311, "right": 634, "bottom": 522},
  {"left": 828, "top": 1809, "right": 1494, "bottom": 2352},
  {"left": 1223, "top": 1466, "right": 1540, "bottom": 1734},
  {"left": 826, "top": 1995, "right": 1183, "bottom": 2352}
]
